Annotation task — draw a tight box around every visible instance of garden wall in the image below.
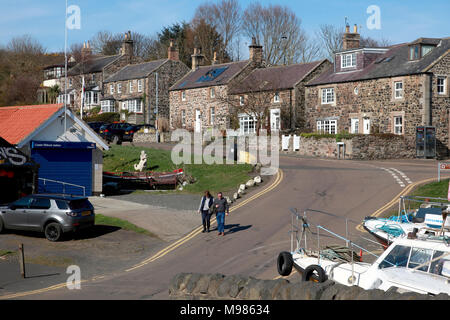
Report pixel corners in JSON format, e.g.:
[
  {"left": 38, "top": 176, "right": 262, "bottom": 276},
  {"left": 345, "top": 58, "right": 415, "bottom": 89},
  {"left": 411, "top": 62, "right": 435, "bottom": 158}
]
[
  {"left": 281, "top": 134, "right": 416, "bottom": 160},
  {"left": 133, "top": 132, "right": 172, "bottom": 143}
]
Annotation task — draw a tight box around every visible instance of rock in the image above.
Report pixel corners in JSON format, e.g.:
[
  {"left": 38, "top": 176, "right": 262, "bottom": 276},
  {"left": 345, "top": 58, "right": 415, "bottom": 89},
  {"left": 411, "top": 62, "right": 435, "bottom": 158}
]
[
  {"left": 239, "top": 184, "right": 246, "bottom": 191},
  {"left": 246, "top": 179, "right": 255, "bottom": 188},
  {"left": 207, "top": 274, "right": 226, "bottom": 296},
  {"left": 225, "top": 196, "right": 233, "bottom": 204},
  {"left": 193, "top": 275, "right": 211, "bottom": 295},
  {"left": 233, "top": 192, "right": 240, "bottom": 200},
  {"left": 185, "top": 273, "right": 203, "bottom": 294},
  {"left": 238, "top": 188, "right": 246, "bottom": 195},
  {"left": 254, "top": 176, "right": 262, "bottom": 184},
  {"left": 169, "top": 273, "right": 189, "bottom": 295}
]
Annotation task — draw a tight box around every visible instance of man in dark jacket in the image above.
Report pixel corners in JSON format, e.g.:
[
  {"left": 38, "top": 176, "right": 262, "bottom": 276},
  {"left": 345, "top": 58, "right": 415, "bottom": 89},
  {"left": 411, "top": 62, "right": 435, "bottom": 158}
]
[
  {"left": 213, "top": 192, "right": 229, "bottom": 236},
  {"left": 198, "top": 191, "right": 214, "bottom": 233}
]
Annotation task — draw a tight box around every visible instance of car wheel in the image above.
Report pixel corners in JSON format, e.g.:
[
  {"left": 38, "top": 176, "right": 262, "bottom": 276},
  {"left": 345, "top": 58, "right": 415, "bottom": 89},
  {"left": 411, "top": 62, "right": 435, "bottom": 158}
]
[{"left": 44, "top": 222, "right": 62, "bottom": 242}]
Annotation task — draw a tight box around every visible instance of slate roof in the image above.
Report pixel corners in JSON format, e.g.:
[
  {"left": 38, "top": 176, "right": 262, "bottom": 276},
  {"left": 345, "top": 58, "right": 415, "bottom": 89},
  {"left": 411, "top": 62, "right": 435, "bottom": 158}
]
[
  {"left": 308, "top": 37, "right": 450, "bottom": 86},
  {"left": 103, "top": 59, "right": 168, "bottom": 83},
  {"left": 229, "top": 60, "right": 327, "bottom": 94},
  {"left": 0, "top": 104, "right": 63, "bottom": 145},
  {"left": 68, "top": 55, "right": 121, "bottom": 76},
  {"left": 170, "top": 60, "right": 250, "bottom": 91}
]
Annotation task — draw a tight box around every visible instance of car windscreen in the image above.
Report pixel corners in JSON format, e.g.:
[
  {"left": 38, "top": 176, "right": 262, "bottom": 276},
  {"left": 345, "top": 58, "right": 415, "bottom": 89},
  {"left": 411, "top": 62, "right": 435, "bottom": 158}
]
[{"left": 68, "top": 199, "right": 92, "bottom": 210}]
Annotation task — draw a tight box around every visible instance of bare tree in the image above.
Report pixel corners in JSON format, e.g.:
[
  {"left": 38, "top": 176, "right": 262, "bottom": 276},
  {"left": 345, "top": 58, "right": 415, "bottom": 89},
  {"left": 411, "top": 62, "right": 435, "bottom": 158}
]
[
  {"left": 297, "top": 35, "right": 323, "bottom": 63},
  {"left": 360, "top": 36, "right": 391, "bottom": 48},
  {"left": 317, "top": 24, "right": 343, "bottom": 61},
  {"left": 241, "top": 3, "right": 308, "bottom": 65},
  {"left": 194, "top": 0, "right": 241, "bottom": 61},
  {"left": 7, "top": 35, "right": 45, "bottom": 55}
]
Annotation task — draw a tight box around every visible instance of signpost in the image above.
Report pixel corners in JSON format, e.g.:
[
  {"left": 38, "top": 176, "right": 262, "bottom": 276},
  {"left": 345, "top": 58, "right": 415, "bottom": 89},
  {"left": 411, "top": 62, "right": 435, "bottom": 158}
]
[{"left": 438, "top": 162, "right": 450, "bottom": 182}]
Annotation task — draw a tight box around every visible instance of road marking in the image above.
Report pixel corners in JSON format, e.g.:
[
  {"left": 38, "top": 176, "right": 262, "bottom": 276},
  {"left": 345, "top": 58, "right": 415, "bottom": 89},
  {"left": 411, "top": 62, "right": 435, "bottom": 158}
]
[
  {"left": 390, "top": 168, "right": 412, "bottom": 184},
  {"left": 0, "top": 169, "right": 284, "bottom": 300},
  {"left": 356, "top": 177, "right": 438, "bottom": 233},
  {"left": 379, "top": 167, "right": 407, "bottom": 188}
]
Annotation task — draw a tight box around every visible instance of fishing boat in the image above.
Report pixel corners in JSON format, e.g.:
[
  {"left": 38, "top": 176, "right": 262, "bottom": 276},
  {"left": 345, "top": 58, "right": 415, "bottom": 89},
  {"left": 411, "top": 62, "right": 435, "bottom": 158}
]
[
  {"left": 103, "top": 169, "right": 184, "bottom": 189},
  {"left": 363, "top": 196, "right": 450, "bottom": 248},
  {"left": 277, "top": 209, "right": 450, "bottom": 295}
]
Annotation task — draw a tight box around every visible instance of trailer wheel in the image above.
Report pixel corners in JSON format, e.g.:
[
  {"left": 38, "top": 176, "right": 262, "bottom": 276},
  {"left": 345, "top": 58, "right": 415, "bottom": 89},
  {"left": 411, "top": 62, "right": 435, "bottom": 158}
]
[
  {"left": 277, "top": 252, "right": 293, "bottom": 276},
  {"left": 302, "top": 265, "right": 327, "bottom": 283}
]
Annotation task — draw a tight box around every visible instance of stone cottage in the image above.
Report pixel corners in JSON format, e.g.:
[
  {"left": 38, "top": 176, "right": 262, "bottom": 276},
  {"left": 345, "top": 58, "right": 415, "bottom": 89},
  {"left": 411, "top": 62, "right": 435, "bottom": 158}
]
[
  {"left": 227, "top": 59, "right": 331, "bottom": 134},
  {"left": 102, "top": 41, "right": 190, "bottom": 125},
  {"left": 169, "top": 38, "right": 264, "bottom": 133},
  {"left": 305, "top": 25, "right": 450, "bottom": 156},
  {"left": 58, "top": 31, "right": 143, "bottom": 112}
]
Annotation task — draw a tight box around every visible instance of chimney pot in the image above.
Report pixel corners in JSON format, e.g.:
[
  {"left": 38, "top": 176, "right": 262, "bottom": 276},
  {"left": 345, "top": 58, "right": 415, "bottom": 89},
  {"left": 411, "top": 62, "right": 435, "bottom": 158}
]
[{"left": 353, "top": 24, "right": 358, "bottom": 33}]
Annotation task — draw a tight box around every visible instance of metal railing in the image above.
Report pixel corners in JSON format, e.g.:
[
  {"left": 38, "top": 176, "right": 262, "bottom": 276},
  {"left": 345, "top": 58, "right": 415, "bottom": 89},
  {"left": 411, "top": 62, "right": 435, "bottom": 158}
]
[{"left": 38, "top": 178, "right": 85, "bottom": 197}]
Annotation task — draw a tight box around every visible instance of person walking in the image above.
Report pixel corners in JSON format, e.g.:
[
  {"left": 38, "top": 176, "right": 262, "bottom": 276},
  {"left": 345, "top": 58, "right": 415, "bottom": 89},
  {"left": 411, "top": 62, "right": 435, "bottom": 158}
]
[
  {"left": 198, "top": 190, "right": 214, "bottom": 233},
  {"left": 213, "top": 192, "right": 229, "bottom": 236}
]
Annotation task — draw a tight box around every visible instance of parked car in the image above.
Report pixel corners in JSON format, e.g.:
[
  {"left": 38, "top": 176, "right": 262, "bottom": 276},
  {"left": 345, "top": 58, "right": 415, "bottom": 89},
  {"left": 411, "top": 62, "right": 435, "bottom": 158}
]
[
  {"left": 0, "top": 194, "right": 95, "bottom": 241},
  {"left": 98, "top": 122, "right": 134, "bottom": 144},
  {"left": 87, "top": 121, "right": 106, "bottom": 133}
]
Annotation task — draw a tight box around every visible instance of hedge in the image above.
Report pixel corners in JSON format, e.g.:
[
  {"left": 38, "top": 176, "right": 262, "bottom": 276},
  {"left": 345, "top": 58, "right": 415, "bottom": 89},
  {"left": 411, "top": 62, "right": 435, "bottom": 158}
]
[{"left": 84, "top": 112, "right": 120, "bottom": 123}]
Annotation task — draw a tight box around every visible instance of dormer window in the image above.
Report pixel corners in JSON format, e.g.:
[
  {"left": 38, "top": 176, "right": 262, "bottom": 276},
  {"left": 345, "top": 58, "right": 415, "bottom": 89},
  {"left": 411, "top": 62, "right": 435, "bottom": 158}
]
[
  {"left": 409, "top": 43, "right": 436, "bottom": 60},
  {"left": 341, "top": 53, "right": 356, "bottom": 68}
]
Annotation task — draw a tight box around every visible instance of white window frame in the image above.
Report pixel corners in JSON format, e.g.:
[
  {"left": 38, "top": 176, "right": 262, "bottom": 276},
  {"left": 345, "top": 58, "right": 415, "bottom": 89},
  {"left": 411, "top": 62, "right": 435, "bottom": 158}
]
[
  {"left": 341, "top": 53, "right": 356, "bottom": 68},
  {"left": 350, "top": 118, "right": 359, "bottom": 134},
  {"left": 317, "top": 119, "right": 337, "bottom": 134},
  {"left": 210, "top": 107, "right": 215, "bottom": 125},
  {"left": 437, "top": 77, "right": 446, "bottom": 95},
  {"left": 239, "top": 114, "right": 257, "bottom": 135},
  {"left": 110, "top": 84, "right": 114, "bottom": 94},
  {"left": 181, "top": 91, "right": 186, "bottom": 101},
  {"left": 69, "top": 78, "right": 72, "bottom": 88},
  {"left": 101, "top": 100, "right": 115, "bottom": 113},
  {"left": 274, "top": 92, "right": 280, "bottom": 103},
  {"left": 321, "top": 88, "right": 335, "bottom": 104},
  {"left": 239, "top": 96, "right": 244, "bottom": 106},
  {"left": 129, "top": 81, "right": 134, "bottom": 93},
  {"left": 117, "top": 83, "right": 122, "bottom": 94},
  {"left": 138, "top": 79, "right": 143, "bottom": 93},
  {"left": 210, "top": 87, "right": 215, "bottom": 98},
  {"left": 394, "top": 116, "right": 403, "bottom": 135},
  {"left": 394, "top": 81, "right": 403, "bottom": 99}
]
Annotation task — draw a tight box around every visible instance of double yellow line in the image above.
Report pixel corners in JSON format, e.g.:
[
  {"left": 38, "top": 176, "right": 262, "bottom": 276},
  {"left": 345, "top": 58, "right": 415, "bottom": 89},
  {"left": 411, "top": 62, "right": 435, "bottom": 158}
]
[
  {"left": 126, "top": 169, "right": 284, "bottom": 272},
  {"left": 355, "top": 177, "right": 438, "bottom": 232}
]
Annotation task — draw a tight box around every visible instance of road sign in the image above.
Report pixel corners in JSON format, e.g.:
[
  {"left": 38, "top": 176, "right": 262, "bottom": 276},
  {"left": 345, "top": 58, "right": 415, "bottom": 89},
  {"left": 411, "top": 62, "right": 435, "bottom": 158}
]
[{"left": 438, "top": 162, "right": 450, "bottom": 181}]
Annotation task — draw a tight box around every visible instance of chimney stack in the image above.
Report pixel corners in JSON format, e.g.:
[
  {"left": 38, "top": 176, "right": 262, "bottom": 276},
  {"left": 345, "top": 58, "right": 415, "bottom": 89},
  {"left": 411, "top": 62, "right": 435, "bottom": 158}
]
[
  {"left": 168, "top": 39, "right": 179, "bottom": 61},
  {"left": 249, "top": 37, "right": 263, "bottom": 65},
  {"left": 121, "top": 30, "right": 134, "bottom": 57},
  {"left": 191, "top": 47, "right": 205, "bottom": 71},
  {"left": 342, "top": 24, "right": 360, "bottom": 50},
  {"left": 81, "top": 41, "right": 92, "bottom": 60}
]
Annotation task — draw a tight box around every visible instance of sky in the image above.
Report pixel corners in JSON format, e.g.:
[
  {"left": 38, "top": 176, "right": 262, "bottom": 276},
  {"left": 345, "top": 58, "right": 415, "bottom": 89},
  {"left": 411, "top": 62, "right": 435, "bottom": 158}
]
[{"left": 1, "top": 0, "right": 449, "bottom": 53}]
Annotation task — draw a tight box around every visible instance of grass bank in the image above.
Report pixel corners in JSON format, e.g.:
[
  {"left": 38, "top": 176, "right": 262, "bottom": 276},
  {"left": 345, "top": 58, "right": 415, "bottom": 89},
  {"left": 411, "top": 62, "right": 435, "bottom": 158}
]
[
  {"left": 384, "top": 178, "right": 449, "bottom": 217},
  {"left": 103, "top": 145, "right": 254, "bottom": 194},
  {"left": 95, "top": 214, "right": 158, "bottom": 238}
]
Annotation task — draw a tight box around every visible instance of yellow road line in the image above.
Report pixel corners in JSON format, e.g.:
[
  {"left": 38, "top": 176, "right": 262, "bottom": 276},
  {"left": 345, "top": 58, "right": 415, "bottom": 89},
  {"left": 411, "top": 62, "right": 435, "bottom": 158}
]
[
  {"left": 356, "top": 177, "right": 438, "bottom": 232},
  {"left": 1, "top": 169, "right": 284, "bottom": 299}
]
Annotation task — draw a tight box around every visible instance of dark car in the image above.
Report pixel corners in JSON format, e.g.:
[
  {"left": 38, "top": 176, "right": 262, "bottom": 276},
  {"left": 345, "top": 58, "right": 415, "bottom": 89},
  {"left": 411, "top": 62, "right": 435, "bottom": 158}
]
[
  {"left": 0, "top": 194, "right": 95, "bottom": 241},
  {"left": 87, "top": 122, "right": 106, "bottom": 133},
  {"left": 98, "top": 122, "right": 134, "bottom": 144}
]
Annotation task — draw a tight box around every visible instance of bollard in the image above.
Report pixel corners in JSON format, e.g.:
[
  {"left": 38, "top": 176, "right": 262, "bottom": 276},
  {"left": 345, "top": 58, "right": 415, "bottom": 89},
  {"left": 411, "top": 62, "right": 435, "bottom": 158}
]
[{"left": 18, "top": 243, "right": 26, "bottom": 278}]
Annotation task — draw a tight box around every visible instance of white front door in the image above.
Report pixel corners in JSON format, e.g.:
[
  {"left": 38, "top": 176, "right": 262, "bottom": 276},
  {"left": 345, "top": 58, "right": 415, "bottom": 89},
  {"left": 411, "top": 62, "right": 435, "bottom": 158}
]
[
  {"left": 363, "top": 118, "right": 371, "bottom": 134},
  {"left": 195, "top": 110, "right": 202, "bottom": 133},
  {"left": 270, "top": 109, "right": 281, "bottom": 132}
]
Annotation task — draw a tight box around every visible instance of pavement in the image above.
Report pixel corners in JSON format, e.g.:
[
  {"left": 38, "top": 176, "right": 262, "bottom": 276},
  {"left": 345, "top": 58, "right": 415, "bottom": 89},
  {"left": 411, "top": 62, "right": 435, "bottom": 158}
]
[{"left": 1, "top": 155, "right": 449, "bottom": 300}]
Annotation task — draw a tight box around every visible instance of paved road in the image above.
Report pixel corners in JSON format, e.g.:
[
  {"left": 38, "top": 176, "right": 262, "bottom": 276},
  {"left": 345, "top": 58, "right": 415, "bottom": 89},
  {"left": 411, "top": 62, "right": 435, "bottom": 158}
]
[{"left": 6, "top": 156, "right": 449, "bottom": 299}]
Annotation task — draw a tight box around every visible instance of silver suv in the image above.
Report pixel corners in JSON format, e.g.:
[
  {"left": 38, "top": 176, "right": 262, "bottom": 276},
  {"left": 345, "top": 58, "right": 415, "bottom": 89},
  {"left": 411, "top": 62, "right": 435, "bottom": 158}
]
[{"left": 0, "top": 194, "right": 95, "bottom": 241}]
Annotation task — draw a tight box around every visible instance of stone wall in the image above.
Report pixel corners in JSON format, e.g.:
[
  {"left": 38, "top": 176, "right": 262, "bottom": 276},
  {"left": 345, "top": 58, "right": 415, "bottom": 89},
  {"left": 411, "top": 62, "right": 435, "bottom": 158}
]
[
  {"left": 169, "top": 273, "right": 450, "bottom": 300},
  {"left": 281, "top": 134, "right": 415, "bottom": 160},
  {"left": 133, "top": 132, "right": 172, "bottom": 143}
]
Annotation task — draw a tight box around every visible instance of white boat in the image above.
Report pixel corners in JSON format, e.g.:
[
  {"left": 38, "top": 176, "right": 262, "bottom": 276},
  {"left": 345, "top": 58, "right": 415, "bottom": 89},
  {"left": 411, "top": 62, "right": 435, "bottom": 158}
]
[
  {"left": 363, "top": 196, "right": 450, "bottom": 247},
  {"left": 277, "top": 209, "right": 450, "bottom": 296}
]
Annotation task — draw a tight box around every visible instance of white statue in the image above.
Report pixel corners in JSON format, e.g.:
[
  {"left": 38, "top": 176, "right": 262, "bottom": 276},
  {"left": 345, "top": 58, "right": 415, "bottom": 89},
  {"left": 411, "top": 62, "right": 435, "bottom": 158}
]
[{"left": 134, "top": 150, "right": 148, "bottom": 172}]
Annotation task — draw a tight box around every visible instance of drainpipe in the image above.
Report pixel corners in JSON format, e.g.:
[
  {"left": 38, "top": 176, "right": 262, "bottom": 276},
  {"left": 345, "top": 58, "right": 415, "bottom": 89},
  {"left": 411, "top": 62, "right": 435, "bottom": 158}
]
[
  {"left": 423, "top": 73, "right": 432, "bottom": 126},
  {"left": 155, "top": 72, "right": 160, "bottom": 143}
]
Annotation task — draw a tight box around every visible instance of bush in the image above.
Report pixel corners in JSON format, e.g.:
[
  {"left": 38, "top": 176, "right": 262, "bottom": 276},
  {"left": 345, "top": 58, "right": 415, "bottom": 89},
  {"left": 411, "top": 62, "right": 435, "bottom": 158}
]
[
  {"left": 84, "top": 112, "right": 120, "bottom": 123},
  {"left": 299, "top": 132, "right": 358, "bottom": 142}
]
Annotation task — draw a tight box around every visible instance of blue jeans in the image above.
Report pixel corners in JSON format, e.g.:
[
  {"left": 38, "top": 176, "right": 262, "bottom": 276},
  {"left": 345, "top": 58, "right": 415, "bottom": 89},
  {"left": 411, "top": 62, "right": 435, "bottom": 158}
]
[{"left": 216, "top": 212, "right": 225, "bottom": 233}]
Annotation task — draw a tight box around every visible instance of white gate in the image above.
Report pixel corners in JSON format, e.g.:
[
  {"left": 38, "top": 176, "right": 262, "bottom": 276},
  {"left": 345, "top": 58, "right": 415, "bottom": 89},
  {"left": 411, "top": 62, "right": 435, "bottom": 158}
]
[
  {"left": 293, "top": 135, "right": 300, "bottom": 151},
  {"left": 282, "top": 135, "right": 291, "bottom": 151}
]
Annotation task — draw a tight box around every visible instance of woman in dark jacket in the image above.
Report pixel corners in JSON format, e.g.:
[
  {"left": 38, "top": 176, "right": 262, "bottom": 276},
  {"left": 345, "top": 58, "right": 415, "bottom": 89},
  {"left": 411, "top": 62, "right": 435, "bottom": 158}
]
[{"left": 198, "top": 190, "right": 214, "bottom": 233}]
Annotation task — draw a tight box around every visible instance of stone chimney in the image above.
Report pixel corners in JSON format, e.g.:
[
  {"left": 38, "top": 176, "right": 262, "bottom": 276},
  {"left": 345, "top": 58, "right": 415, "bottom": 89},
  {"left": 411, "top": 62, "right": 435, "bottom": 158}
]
[
  {"left": 212, "top": 52, "right": 219, "bottom": 65},
  {"left": 167, "top": 39, "right": 179, "bottom": 61},
  {"left": 81, "top": 41, "right": 92, "bottom": 60},
  {"left": 342, "top": 24, "right": 360, "bottom": 50},
  {"left": 121, "top": 31, "right": 134, "bottom": 56},
  {"left": 249, "top": 37, "right": 263, "bottom": 65},
  {"left": 191, "top": 47, "right": 205, "bottom": 71}
]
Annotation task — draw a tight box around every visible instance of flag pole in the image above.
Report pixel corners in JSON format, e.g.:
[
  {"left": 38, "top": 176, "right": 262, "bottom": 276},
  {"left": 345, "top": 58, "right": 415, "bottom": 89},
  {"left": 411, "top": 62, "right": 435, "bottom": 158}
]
[{"left": 64, "top": 0, "right": 68, "bottom": 132}]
